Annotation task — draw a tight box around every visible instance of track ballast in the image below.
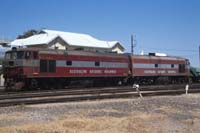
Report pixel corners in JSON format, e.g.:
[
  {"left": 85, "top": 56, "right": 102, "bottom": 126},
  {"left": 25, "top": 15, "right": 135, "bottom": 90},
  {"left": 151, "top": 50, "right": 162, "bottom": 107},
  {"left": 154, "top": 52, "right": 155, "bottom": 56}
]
[{"left": 0, "top": 84, "right": 200, "bottom": 107}]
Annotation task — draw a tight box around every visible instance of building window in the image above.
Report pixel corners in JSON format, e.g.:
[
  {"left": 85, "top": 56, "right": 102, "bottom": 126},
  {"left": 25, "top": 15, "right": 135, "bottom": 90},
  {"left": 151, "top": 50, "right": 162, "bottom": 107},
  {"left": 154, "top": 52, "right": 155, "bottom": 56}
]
[
  {"left": 95, "top": 62, "right": 100, "bottom": 67},
  {"left": 171, "top": 64, "right": 174, "bottom": 68},
  {"left": 155, "top": 64, "right": 158, "bottom": 68},
  {"left": 66, "top": 61, "right": 72, "bottom": 66}
]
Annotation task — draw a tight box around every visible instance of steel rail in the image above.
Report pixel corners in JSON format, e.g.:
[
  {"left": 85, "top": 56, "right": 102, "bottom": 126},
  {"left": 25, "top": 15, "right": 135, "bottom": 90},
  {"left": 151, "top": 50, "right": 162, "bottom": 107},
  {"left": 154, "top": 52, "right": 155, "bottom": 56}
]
[{"left": 0, "top": 86, "right": 200, "bottom": 107}]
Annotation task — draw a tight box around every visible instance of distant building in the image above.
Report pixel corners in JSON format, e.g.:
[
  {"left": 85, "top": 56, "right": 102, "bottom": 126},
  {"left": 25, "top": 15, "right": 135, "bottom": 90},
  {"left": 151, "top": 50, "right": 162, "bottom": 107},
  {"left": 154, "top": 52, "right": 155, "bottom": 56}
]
[
  {"left": 0, "top": 36, "right": 11, "bottom": 47},
  {"left": 0, "top": 36, "right": 12, "bottom": 60},
  {"left": 11, "top": 29, "right": 125, "bottom": 53}
]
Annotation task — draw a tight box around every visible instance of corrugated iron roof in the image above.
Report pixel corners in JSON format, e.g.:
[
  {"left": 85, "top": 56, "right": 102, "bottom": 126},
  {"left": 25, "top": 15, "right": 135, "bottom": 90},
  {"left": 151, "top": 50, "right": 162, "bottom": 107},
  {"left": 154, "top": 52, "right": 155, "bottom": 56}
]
[{"left": 11, "top": 29, "right": 125, "bottom": 50}]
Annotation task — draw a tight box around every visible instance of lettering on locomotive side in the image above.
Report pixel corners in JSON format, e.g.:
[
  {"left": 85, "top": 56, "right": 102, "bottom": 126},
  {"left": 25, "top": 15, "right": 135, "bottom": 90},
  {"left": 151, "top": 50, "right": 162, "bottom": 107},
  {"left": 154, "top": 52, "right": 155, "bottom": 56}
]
[
  {"left": 144, "top": 70, "right": 177, "bottom": 74},
  {"left": 69, "top": 69, "right": 117, "bottom": 74},
  {"left": 144, "top": 70, "right": 156, "bottom": 74},
  {"left": 104, "top": 70, "right": 116, "bottom": 74},
  {"left": 69, "top": 70, "right": 87, "bottom": 74},
  {"left": 89, "top": 70, "right": 102, "bottom": 74},
  {"left": 167, "top": 70, "right": 176, "bottom": 74},
  {"left": 157, "top": 70, "right": 166, "bottom": 74}
]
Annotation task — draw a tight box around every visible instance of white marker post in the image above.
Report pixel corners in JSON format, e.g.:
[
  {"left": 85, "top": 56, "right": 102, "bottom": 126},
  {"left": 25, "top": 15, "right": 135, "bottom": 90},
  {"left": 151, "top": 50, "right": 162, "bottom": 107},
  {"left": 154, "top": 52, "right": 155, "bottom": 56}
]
[
  {"left": 133, "top": 84, "right": 142, "bottom": 98},
  {"left": 185, "top": 84, "right": 189, "bottom": 95}
]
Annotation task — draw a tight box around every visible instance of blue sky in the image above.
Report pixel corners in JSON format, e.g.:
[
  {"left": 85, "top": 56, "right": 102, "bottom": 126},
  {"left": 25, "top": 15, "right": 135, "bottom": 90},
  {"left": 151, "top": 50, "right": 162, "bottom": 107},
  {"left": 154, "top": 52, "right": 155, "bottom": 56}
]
[{"left": 0, "top": 0, "right": 200, "bottom": 66}]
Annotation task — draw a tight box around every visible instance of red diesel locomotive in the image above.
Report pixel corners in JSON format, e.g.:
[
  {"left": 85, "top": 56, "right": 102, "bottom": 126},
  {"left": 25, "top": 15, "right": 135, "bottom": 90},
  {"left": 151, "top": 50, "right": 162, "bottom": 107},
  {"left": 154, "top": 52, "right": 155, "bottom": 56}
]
[
  {"left": 3, "top": 48, "right": 190, "bottom": 90},
  {"left": 131, "top": 54, "right": 190, "bottom": 84}
]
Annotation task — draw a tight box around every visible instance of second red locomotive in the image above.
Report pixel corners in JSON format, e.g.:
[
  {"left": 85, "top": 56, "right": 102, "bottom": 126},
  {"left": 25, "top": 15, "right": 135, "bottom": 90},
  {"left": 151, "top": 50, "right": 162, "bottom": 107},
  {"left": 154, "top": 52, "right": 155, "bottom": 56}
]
[{"left": 3, "top": 48, "right": 190, "bottom": 90}]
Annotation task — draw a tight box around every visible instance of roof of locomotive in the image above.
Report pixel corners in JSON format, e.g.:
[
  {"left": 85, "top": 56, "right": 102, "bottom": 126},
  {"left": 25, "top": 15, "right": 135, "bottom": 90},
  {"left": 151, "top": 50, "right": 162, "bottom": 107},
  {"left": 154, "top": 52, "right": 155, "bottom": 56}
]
[
  {"left": 8, "top": 48, "right": 128, "bottom": 58},
  {"left": 6, "top": 48, "right": 188, "bottom": 60},
  {"left": 131, "top": 54, "right": 188, "bottom": 61}
]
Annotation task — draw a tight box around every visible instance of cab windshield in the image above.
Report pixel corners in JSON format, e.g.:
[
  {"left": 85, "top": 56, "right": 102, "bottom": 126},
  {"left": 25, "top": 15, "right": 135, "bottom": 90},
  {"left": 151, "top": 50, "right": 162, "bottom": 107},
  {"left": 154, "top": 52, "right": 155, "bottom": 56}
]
[{"left": 5, "top": 51, "right": 24, "bottom": 59}]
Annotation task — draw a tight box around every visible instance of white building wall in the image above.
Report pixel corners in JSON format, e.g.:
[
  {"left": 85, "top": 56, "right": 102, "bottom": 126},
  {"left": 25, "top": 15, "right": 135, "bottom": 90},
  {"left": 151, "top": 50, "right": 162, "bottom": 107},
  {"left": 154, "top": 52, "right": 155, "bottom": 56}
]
[
  {"left": 49, "top": 42, "right": 66, "bottom": 50},
  {"left": 112, "top": 47, "right": 124, "bottom": 53},
  {"left": 28, "top": 41, "right": 124, "bottom": 53}
]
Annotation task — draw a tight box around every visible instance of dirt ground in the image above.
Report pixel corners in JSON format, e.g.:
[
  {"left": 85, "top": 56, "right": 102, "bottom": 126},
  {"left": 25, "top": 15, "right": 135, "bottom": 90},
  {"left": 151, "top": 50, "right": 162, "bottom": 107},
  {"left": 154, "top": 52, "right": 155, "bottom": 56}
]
[{"left": 0, "top": 94, "right": 200, "bottom": 133}]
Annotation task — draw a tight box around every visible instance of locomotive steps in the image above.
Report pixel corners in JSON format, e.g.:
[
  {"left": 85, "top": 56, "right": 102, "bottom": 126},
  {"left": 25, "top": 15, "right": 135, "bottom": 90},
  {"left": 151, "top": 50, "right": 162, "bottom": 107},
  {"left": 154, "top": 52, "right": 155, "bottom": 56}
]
[{"left": 0, "top": 84, "right": 200, "bottom": 107}]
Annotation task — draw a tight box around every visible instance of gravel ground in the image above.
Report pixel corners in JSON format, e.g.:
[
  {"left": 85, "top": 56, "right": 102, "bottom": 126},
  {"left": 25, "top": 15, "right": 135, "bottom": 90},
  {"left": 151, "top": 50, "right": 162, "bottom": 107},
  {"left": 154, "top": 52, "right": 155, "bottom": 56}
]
[{"left": 0, "top": 94, "right": 200, "bottom": 132}]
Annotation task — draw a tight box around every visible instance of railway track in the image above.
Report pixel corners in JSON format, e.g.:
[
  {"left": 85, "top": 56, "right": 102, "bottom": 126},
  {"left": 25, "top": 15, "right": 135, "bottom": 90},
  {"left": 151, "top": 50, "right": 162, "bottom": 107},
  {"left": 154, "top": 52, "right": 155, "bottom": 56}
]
[{"left": 0, "top": 84, "right": 200, "bottom": 107}]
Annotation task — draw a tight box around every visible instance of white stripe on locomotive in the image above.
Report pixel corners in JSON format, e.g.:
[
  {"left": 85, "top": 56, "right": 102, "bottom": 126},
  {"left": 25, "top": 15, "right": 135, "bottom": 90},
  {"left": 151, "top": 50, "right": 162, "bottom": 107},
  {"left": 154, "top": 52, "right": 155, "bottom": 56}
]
[
  {"left": 16, "top": 59, "right": 128, "bottom": 68},
  {"left": 57, "top": 60, "right": 128, "bottom": 68},
  {"left": 133, "top": 63, "right": 179, "bottom": 69}
]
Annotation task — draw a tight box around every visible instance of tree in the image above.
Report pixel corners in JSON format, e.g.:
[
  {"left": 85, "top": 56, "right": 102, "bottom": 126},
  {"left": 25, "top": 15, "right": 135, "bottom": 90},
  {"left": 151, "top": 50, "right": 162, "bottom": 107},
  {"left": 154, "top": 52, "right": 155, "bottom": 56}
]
[{"left": 17, "top": 29, "right": 39, "bottom": 39}]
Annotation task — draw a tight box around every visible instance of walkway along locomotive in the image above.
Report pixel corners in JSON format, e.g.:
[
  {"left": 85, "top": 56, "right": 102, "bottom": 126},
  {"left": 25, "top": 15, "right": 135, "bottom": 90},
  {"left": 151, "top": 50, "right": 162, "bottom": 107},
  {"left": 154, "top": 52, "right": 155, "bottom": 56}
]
[{"left": 3, "top": 48, "right": 190, "bottom": 90}]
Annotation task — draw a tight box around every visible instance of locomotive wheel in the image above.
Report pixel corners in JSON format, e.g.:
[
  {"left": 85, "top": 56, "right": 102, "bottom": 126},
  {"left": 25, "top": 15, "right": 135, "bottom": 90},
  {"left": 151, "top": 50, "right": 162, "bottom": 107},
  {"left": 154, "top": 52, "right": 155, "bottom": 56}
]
[{"left": 30, "top": 79, "right": 38, "bottom": 89}]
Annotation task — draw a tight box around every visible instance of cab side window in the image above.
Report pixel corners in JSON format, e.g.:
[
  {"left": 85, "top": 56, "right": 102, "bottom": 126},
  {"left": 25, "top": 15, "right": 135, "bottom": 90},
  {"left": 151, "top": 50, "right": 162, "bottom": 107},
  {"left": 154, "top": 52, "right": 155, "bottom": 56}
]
[
  {"left": 179, "top": 64, "right": 185, "bottom": 73},
  {"left": 25, "top": 51, "right": 31, "bottom": 59}
]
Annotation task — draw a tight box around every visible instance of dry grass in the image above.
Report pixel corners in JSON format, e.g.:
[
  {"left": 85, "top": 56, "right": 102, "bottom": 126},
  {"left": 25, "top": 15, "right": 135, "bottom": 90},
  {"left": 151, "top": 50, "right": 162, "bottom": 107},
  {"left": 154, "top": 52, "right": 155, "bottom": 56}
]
[
  {"left": 0, "top": 112, "right": 167, "bottom": 133},
  {"left": 0, "top": 112, "right": 24, "bottom": 121},
  {"left": 182, "top": 119, "right": 200, "bottom": 133},
  {"left": 157, "top": 106, "right": 183, "bottom": 114},
  {"left": 189, "top": 109, "right": 200, "bottom": 116},
  {"left": 1, "top": 95, "right": 200, "bottom": 133}
]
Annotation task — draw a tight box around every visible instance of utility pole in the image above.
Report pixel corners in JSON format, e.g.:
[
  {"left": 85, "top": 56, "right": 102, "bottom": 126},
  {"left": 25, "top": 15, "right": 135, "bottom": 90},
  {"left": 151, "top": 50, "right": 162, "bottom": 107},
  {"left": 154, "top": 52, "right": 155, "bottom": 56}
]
[
  {"left": 199, "top": 45, "right": 200, "bottom": 66},
  {"left": 131, "top": 34, "right": 136, "bottom": 55}
]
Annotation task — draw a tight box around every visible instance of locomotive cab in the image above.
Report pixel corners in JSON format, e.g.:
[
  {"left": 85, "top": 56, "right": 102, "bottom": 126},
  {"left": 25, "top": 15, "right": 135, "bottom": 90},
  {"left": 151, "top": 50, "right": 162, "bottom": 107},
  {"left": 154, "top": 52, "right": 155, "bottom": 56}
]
[
  {"left": 178, "top": 59, "right": 190, "bottom": 73},
  {"left": 3, "top": 48, "right": 38, "bottom": 90}
]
